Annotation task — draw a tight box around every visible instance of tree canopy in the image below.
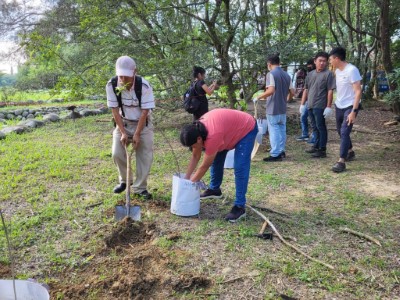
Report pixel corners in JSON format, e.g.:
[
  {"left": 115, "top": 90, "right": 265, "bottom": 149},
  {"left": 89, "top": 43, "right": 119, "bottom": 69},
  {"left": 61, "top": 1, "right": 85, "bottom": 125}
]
[{"left": 1, "top": 0, "right": 399, "bottom": 105}]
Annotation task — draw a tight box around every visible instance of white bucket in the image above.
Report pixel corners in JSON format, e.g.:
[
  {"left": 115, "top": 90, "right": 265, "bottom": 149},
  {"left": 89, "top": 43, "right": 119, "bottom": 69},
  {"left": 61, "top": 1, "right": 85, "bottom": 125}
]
[
  {"left": 0, "top": 280, "right": 49, "bottom": 300},
  {"left": 224, "top": 149, "right": 235, "bottom": 169},
  {"left": 171, "top": 173, "right": 200, "bottom": 216}
]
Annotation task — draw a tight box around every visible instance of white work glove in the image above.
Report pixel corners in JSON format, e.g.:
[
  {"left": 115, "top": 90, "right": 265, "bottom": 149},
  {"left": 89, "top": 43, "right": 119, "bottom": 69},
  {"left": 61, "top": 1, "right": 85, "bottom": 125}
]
[
  {"left": 252, "top": 98, "right": 258, "bottom": 104},
  {"left": 323, "top": 107, "right": 333, "bottom": 118},
  {"left": 299, "top": 104, "right": 307, "bottom": 115}
]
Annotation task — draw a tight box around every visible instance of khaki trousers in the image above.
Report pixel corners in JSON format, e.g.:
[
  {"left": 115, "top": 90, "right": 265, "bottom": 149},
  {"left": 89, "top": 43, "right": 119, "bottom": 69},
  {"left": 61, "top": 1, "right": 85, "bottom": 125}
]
[{"left": 112, "top": 120, "right": 154, "bottom": 193}]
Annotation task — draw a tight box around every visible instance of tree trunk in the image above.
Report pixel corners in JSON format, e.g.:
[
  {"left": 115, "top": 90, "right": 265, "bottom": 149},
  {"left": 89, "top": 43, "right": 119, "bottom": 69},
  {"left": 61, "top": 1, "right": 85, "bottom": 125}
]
[
  {"left": 345, "top": 0, "right": 354, "bottom": 58},
  {"left": 379, "top": 0, "right": 393, "bottom": 76}
]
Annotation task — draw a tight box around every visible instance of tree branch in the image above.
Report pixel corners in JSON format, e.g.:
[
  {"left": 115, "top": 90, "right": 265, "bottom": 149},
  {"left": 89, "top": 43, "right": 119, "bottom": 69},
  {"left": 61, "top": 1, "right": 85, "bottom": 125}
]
[
  {"left": 338, "top": 12, "right": 380, "bottom": 39},
  {"left": 247, "top": 205, "right": 335, "bottom": 270}
]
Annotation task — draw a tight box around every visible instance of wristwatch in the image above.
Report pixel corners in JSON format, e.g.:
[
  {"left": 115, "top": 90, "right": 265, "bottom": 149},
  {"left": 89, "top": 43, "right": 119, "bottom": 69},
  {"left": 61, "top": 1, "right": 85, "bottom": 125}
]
[{"left": 352, "top": 108, "right": 359, "bottom": 113}]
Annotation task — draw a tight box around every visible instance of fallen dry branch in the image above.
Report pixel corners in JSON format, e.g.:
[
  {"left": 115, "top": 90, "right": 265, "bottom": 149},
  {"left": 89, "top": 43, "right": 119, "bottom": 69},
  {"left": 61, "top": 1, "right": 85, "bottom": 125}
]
[
  {"left": 339, "top": 227, "right": 382, "bottom": 247},
  {"left": 250, "top": 205, "right": 290, "bottom": 217},
  {"left": 246, "top": 205, "right": 335, "bottom": 270}
]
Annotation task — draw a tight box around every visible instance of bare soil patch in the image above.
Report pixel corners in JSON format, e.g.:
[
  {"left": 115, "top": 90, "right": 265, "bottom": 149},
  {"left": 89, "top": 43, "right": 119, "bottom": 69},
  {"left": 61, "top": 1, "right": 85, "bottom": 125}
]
[
  {"left": 0, "top": 262, "right": 11, "bottom": 278},
  {"left": 50, "top": 218, "right": 211, "bottom": 299}
]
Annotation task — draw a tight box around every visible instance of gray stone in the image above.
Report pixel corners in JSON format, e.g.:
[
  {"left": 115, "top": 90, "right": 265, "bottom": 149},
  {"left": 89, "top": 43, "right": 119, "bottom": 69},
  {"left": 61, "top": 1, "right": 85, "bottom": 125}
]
[
  {"left": 0, "top": 118, "right": 6, "bottom": 124},
  {"left": 14, "top": 109, "right": 23, "bottom": 116},
  {"left": 63, "top": 111, "right": 82, "bottom": 120},
  {"left": 6, "top": 114, "right": 15, "bottom": 120},
  {"left": 28, "top": 109, "right": 36, "bottom": 114},
  {"left": 43, "top": 113, "right": 60, "bottom": 122},
  {"left": 1, "top": 125, "right": 28, "bottom": 135},
  {"left": 0, "top": 131, "right": 5, "bottom": 140},
  {"left": 79, "top": 109, "right": 102, "bottom": 117},
  {"left": 99, "top": 107, "right": 109, "bottom": 114},
  {"left": 16, "top": 115, "right": 23, "bottom": 120},
  {"left": 21, "top": 119, "right": 45, "bottom": 128},
  {"left": 22, "top": 111, "right": 29, "bottom": 117},
  {"left": 27, "top": 114, "right": 35, "bottom": 119},
  {"left": 0, "top": 113, "right": 5, "bottom": 119}
]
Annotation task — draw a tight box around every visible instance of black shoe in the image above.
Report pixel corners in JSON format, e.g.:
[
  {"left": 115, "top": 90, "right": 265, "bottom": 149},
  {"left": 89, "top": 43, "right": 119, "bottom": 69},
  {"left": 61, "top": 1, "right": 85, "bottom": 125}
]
[
  {"left": 225, "top": 206, "right": 246, "bottom": 223},
  {"left": 311, "top": 149, "right": 327, "bottom": 158},
  {"left": 113, "top": 183, "right": 127, "bottom": 194},
  {"left": 346, "top": 151, "right": 355, "bottom": 161},
  {"left": 332, "top": 162, "right": 346, "bottom": 173},
  {"left": 280, "top": 151, "right": 286, "bottom": 158},
  {"left": 200, "top": 188, "right": 222, "bottom": 199},
  {"left": 305, "top": 147, "right": 318, "bottom": 153},
  {"left": 263, "top": 155, "right": 283, "bottom": 162},
  {"left": 134, "top": 190, "right": 152, "bottom": 200}
]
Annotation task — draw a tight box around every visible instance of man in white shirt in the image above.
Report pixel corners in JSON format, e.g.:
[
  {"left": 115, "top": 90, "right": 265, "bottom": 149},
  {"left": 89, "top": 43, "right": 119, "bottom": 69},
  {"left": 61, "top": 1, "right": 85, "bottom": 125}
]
[
  {"left": 329, "top": 47, "right": 362, "bottom": 173},
  {"left": 106, "top": 56, "right": 155, "bottom": 198}
]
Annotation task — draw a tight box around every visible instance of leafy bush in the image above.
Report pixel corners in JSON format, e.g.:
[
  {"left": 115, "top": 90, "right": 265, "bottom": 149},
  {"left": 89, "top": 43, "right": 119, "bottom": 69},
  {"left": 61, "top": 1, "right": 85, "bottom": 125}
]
[{"left": 383, "top": 68, "right": 400, "bottom": 114}]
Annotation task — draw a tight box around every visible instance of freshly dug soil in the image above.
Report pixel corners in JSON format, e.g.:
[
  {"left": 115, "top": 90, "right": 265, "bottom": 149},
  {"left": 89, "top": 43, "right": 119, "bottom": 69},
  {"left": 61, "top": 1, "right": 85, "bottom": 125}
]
[
  {"left": 104, "top": 217, "right": 155, "bottom": 248},
  {"left": 0, "top": 262, "right": 11, "bottom": 278},
  {"left": 50, "top": 220, "right": 211, "bottom": 299}
]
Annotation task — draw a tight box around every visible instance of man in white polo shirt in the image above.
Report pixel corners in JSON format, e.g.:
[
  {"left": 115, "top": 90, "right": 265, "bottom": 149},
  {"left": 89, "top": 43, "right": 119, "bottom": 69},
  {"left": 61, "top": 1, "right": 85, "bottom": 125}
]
[
  {"left": 106, "top": 56, "right": 155, "bottom": 198},
  {"left": 329, "top": 47, "right": 362, "bottom": 173}
]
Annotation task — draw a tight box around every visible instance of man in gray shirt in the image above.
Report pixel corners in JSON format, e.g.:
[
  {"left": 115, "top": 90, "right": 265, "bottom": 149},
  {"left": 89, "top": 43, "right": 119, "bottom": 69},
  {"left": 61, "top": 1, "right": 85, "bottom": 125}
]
[
  {"left": 300, "top": 52, "right": 335, "bottom": 158},
  {"left": 256, "top": 54, "right": 294, "bottom": 161}
]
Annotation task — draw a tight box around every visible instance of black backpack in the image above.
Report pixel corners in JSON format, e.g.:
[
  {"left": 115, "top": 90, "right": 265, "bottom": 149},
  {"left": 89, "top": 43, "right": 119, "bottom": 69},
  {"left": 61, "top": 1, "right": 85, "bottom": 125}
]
[
  {"left": 183, "top": 81, "right": 203, "bottom": 114},
  {"left": 111, "top": 75, "right": 142, "bottom": 118}
]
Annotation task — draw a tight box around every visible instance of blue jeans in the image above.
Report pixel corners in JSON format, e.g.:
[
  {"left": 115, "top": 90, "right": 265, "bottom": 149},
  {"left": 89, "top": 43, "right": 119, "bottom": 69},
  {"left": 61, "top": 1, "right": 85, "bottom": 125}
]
[
  {"left": 209, "top": 123, "right": 258, "bottom": 208},
  {"left": 267, "top": 114, "right": 286, "bottom": 157},
  {"left": 301, "top": 108, "right": 309, "bottom": 137},
  {"left": 335, "top": 105, "right": 357, "bottom": 159},
  {"left": 301, "top": 108, "right": 317, "bottom": 142},
  {"left": 308, "top": 108, "right": 327, "bottom": 150}
]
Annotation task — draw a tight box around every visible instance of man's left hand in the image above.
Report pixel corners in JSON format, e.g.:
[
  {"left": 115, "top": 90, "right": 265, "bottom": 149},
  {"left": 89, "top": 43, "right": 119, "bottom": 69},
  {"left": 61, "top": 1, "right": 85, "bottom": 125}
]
[
  {"left": 347, "top": 112, "right": 357, "bottom": 125},
  {"left": 133, "top": 134, "right": 140, "bottom": 149}
]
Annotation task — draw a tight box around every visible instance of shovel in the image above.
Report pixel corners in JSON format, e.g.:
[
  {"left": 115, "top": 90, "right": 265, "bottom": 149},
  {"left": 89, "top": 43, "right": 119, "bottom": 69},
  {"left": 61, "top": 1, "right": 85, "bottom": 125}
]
[
  {"left": 115, "top": 142, "right": 141, "bottom": 221},
  {"left": 251, "top": 100, "right": 263, "bottom": 159}
]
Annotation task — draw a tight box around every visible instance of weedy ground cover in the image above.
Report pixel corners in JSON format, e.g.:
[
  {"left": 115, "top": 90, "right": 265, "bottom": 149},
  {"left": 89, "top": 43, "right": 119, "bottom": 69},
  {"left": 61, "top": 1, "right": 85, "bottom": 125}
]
[{"left": 0, "top": 103, "right": 399, "bottom": 299}]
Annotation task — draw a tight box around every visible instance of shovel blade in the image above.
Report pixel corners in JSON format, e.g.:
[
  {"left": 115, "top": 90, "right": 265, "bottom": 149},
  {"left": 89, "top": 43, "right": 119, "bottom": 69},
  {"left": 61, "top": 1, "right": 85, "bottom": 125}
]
[{"left": 115, "top": 205, "right": 141, "bottom": 221}]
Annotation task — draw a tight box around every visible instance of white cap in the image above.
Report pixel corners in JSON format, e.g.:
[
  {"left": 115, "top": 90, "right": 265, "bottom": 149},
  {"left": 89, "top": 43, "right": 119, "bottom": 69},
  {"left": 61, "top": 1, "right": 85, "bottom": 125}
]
[{"left": 115, "top": 56, "right": 136, "bottom": 77}]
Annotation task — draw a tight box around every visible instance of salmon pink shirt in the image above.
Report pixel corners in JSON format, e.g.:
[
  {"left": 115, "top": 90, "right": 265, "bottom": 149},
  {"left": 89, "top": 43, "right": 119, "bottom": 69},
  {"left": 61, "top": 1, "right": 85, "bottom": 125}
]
[{"left": 199, "top": 109, "right": 256, "bottom": 156}]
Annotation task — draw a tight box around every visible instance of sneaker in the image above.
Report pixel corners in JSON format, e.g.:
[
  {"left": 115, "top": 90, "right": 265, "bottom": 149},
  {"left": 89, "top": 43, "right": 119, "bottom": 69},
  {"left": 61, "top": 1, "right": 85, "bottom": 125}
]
[
  {"left": 225, "top": 206, "right": 246, "bottom": 223},
  {"left": 200, "top": 188, "right": 222, "bottom": 199},
  {"left": 332, "top": 162, "right": 346, "bottom": 173},
  {"left": 113, "top": 183, "right": 127, "bottom": 194},
  {"left": 280, "top": 151, "right": 286, "bottom": 158},
  {"left": 134, "top": 190, "right": 153, "bottom": 200},
  {"left": 305, "top": 147, "right": 318, "bottom": 153},
  {"left": 263, "top": 155, "right": 283, "bottom": 162},
  {"left": 296, "top": 136, "right": 309, "bottom": 141},
  {"left": 346, "top": 151, "right": 355, "bottom": 161},
  {"left": 311, "top": 149, "right": 327, "bottom": 158}
]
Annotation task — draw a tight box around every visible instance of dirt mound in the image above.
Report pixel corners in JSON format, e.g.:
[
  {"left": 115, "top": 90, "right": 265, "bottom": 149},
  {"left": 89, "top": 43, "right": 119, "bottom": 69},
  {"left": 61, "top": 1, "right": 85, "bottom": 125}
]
[
  {"left": 51, "top": 221, "right": 211, "bottom": 299},
  {"left": 104, "top": 217, "right": 155, "bottom": 248}
]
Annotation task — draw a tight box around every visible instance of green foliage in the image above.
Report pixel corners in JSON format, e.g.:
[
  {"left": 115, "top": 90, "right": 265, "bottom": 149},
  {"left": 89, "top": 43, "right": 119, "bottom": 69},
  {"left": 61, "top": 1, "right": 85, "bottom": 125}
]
[
  {"left": 0, "top": 86, "right": 17, "bottom": 102},
  {"left": 383, "top": 68, "right": 400, "bottom": 107},
  {"left": 0, "top": 73, "right": 16, "bottom": 87}
]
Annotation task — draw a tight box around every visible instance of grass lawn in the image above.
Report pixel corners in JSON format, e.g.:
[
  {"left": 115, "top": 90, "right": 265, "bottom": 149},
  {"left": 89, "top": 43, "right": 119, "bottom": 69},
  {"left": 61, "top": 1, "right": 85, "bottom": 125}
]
[{"left": 0, "top": 104, "right": 399, "bottom": 299}]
